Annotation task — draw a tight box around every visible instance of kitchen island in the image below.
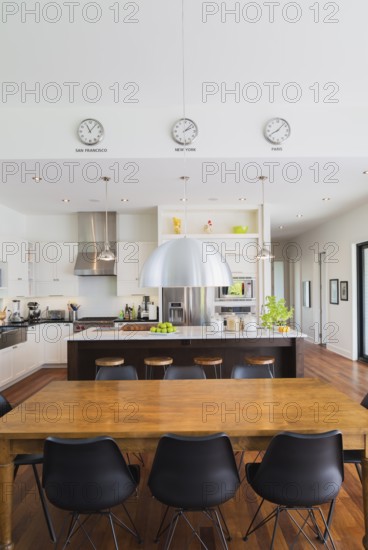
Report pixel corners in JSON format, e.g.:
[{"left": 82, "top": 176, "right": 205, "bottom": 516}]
[{"left": 67, "top": 326, "right": 306, "bottom": 380}]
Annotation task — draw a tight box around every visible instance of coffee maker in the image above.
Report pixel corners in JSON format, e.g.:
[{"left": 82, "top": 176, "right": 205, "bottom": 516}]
[
  {"left": 27, "top": 302, "right": 41, "bottom": 323},
  {"left": 141, "top": 296, "right": 150, "bottom": 319}
]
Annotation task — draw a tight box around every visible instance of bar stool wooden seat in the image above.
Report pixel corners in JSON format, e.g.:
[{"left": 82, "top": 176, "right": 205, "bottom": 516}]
[
  {"left": 245, "top": 355, "right": 275, "bottom": 377},
  {"left": 194, "top": 356, "right": 223, "bottom": 379},
  {"left": 144, "top": 356, "right": 173, "bottom": 379},
  {"left": 95, "top": 357, "right": 124, "bottom": 376}
]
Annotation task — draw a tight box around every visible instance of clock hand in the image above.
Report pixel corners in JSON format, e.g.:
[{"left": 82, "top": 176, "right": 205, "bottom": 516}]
[
  {"left": 269, "top": 122, "right": 286, "bottom": 136},
  {"left": 90, "top": 123, "right": 98, "bottom": 132},
  {"left": 184, "top": 123, "right": 194, "bottom": 132}
]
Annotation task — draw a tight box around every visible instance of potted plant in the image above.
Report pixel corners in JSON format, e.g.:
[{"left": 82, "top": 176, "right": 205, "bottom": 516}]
[{"left": 260, "top": 296, "right": 294, "bottom": 332}]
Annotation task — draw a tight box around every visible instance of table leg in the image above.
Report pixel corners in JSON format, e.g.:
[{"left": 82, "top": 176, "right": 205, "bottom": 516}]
[{"left": 0, "top": 440, "right": 14, "bottom": 550}]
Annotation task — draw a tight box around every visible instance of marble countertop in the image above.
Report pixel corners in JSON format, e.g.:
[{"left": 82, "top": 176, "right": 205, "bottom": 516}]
[{"left": 67, "top": 325, "right": 306, "bottom": 341}]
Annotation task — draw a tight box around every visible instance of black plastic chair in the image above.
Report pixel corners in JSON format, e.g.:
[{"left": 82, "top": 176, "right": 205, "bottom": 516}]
[
  {"left": 342, "top": 392, "right": 368, "bottom": 482},
  {"left": 243, "top": 430, "right": 344, "bottom": 549},
  {"left": 163, "top": 365, "right": 206, "bottom": 380},
  {"left": 148, "top": 433, "right": 240, "bottom": 549},
  {"left": 0, "top": 394, "right": 56, "bottom": 542},
  {"left": 43, "top": 436, "right": 141, "bottom": 549},
  {"left": 95, "top": 365, "right": 138, "bottom": 380},
  {"left": 231, "top": 364, "right": 272, "bottom": 470},
  {"left": 231, "top": 364, "right": 273, "bottom": 379},
  {"left": 95, "top": 365, "right": 143, "bottom": 466}
]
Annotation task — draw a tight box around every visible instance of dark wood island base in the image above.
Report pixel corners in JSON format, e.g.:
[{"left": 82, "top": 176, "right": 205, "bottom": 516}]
[{"left": 67, "top": 329, "right": 305, "bottom": 380}]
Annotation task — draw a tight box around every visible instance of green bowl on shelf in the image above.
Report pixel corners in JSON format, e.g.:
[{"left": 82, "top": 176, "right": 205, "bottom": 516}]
[{"left": 232, "top": 225, "right": 248, "bottom": 234}]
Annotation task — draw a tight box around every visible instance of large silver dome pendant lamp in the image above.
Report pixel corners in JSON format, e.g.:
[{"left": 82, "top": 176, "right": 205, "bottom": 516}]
[
  {"left": 98, "top": 176, "right": 116, "bottom": 262},
  {"left": 140, "top": 0, "right": 232, "bottom": 288}
]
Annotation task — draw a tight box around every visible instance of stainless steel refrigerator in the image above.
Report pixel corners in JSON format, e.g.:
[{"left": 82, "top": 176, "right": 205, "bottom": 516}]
[{"left": 162, "top": 287, "right": 215, "bottom": 326}]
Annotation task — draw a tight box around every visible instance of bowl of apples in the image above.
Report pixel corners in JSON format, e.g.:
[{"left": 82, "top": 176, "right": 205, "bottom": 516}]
[{"left": 150, "top": 322, "right": 177, "bottom": 335}]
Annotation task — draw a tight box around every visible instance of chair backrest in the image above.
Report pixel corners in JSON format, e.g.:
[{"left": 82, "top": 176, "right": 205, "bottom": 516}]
[
  {"left": 148, "top": 433, "right": 240, "bottom": 509},
  {"left": 95, "top": 365, "right": 138, "bottom": 380},
  {"left": 361, "top": 393, "right": 368, "bottom": 409},
  {"left": 231, "top": 364, "right": 272, "bottom": 379},
  {"left": 250, "top": 430, "right": 344, "bottom": 507},
  {"left": 164, "top": 365, "right": 206, "bottom": 380},
  {"left": 0, "top": 394, "right": 12, "bottom": 417},
  {"left": 43, "top": 436, "right": 138, "bottom": 511}
]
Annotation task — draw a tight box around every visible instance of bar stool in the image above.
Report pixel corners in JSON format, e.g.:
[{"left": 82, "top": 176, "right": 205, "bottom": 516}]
[
  {"left": 95, "top": 357, "right": 124, "bottom": 377},
  {"left": 144, "top": 356, "right": 173, "bottom": 380},
  {"left": 245, "top": 355, "right": 275, "bottom": 378},
  {"left": 194, "top": 356, "right": 223, "bottom": 379}
]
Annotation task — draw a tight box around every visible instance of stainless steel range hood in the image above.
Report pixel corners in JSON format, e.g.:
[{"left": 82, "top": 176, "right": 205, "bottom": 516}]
[{"left": 74, "top": 212, "right": 117, "bottom": 276}]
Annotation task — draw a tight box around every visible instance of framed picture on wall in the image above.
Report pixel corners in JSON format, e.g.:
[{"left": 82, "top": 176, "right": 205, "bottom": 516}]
[
  {"left": 340, "top": 281, "right": 348, "bottom": 301},
  {"left": 303, "top": 281, "right": 311, "bottom": 307},
  {"left": 329, "top": 279, "right": 339, "bottom": 304}
]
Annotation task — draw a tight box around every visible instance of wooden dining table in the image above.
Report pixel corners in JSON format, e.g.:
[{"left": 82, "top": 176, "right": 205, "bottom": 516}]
[{"left": 1, "top": 377, "right": 368, "bottom": 549}]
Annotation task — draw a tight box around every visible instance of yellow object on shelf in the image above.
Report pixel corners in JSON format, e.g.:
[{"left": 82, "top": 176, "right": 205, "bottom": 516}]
[
  {"left": 278, "top": 326, "right": 290, "bottom": 333},
  {"left": 232, "top": 225, "right": 248, "bottom": 234},
  {"left": 172, "top": 217, "right": 182, "bottom": 234}
]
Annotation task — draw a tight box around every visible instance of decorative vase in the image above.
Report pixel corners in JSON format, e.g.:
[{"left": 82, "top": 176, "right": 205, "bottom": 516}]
[{"left": 172, "top": 217, "right": 182, "bottom": 234}]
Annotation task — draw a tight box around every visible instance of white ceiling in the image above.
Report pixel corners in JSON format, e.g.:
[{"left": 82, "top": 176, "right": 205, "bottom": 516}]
[{"left": 1, "top": 1, "right": 368, "bottom": 239}]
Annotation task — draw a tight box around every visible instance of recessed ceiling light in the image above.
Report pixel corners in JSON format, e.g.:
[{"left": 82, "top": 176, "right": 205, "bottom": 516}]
[
  {"left": 32, "top": 176, "right": 42, "bottom": 182},
  {"left": 61, "top": 199, "right": 70, "bottom": 203},
  {"left": 238, "top": 198, "right": 247, "bottom": 202},
  {"left": 180, "top": 198, "right": 188, "bottom": 202},
  {"left": 279, "top": 225, "right": 284, "bottom": 229},
  {"left": 121, "top": 198, "right": 129, "bottom": 202},
  {"left": 208, "top": 198, "right": 218, "bottom": 202},
  {"left": 322, "top": 197, "right": 331, "bottom": 201},
  {"left": 363, "top": 170, "right": 368, "bottom": 175},
  {"left": 296, "top": 213, "right": 303, "bottom": 218}
]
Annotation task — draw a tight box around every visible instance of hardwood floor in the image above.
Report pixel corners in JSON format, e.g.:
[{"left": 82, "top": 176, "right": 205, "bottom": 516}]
[{"left": 3, "top": 343, "right": 368, "bottom": 549}]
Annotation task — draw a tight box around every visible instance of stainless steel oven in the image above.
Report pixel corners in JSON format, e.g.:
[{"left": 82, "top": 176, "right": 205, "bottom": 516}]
[{"left": 217, "top": 276, "right": 256, "bottom": 301}]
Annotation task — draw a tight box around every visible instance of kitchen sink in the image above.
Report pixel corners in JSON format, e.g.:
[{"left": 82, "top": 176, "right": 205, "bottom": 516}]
[{"left": 0, "top": 327, "right": 27, "bottom": 350}]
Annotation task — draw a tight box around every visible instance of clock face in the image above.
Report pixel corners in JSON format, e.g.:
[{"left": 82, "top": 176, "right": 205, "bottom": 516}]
[
  {"left": 172, "top": 118, "right": 198, "bottom": 145},
  {"left": 78, "top": 119, "right": 104, "bottom": 145},
  {"left": 264, "top": 118, "right": 291, "bottom": 144}
]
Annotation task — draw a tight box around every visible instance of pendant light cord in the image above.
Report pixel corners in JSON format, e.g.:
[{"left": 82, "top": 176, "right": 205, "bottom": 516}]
[
  {"left": 181, "top": 0, "right": 188, "bottom": 237},
  {"left": 105, "top": 179, "right": 109, "bottom": 246}
]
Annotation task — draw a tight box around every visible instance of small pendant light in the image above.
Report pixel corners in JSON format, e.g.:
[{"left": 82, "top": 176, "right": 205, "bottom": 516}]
[{"left": 98, "top": 176, "right": 115, "bottom": 262}]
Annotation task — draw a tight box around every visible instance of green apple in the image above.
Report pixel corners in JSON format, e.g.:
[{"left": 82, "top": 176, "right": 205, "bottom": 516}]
[
  {"left": 172, "top": 326, "right": 177, "bottom": 332},
  {"left": 167, "top": 327, "right": 174, "bottom": 333},
  {"left": 156, "top": 328, "right": 162, "bottom": 333},
  {"left": 161, "top": 328, "right": 167, "bottom": 333},
  {"left": 150, "top": 327, "right": 157, "bottom": 332}
]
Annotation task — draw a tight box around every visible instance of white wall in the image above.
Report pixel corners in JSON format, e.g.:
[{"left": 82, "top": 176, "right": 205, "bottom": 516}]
[{"left": 292, "top": 201, "right": 368, "bottom": 359}]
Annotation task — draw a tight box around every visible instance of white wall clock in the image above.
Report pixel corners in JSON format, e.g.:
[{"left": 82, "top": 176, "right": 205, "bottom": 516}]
[
  {"left": 264, "top": 118, "right": 290, "bottom": 144},
  {"left": 172, "top": 118, "right": 198, "bottom": 145},
  {"left": 78, "top": 119, "right": 104, "bottom": 145}
]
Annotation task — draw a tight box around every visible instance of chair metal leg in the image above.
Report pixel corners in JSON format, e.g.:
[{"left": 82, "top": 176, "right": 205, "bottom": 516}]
[
  {"left": 111, "top": 504, "right": 142, "bottom": 543},
  {"left": 270, "top": 507, "right": 280, "bottom": 550},
  {"left": 164, "top": 510, "right": 181, "bottom": 550},
  {"left": 31, "top": 464, "right": 57, "bottom": 543},
  {"left": 154, "top": 505, "right": 170, "bottom": 542},
  {"left": 212, "top": 508, "right": 229, "bottom": 550},
  {"left": 217, "top": 505, "right": 231, "bottom": 541},
  {"left": 108, "top": 513, "right": 119, "bottom": 550},
  {"left": 356, "top": 462, "right": 363, "bottom": 482}
]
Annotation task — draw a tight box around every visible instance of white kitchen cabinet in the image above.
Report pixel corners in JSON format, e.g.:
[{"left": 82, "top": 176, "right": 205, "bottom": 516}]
[
  {"left": 42, "top": 322, "right": 71, "bottom": 364},
  {"left": 26, "top": 325, "right": 44, "bottom": 370},
  {"left": 1, "top": 238, "right": 30, "bottom": 297},
  {"left": 117, "top": 241, "right": 157, "bottom": 295},
  {"left": 33, "top": 241, "right": 79, "bottom": 297},
  {"left": 0, "top": 347, "right": 13, "bottom": 387}
]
